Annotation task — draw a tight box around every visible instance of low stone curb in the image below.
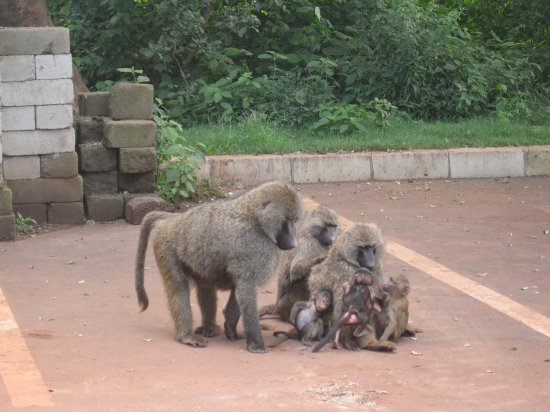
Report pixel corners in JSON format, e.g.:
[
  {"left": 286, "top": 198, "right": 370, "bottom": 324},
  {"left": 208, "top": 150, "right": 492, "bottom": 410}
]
[{"left": 196, "top": 146, "right": 550, "bottom": 186}]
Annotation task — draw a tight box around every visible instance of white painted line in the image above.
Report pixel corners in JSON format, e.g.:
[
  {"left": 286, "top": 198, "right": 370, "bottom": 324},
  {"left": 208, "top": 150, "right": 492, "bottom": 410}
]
[
  {"left": 303, "top": 197, "right": 550, "bottom": 339},
  {"left": 0, "top": 287, "right": 54, "bottom": 407}
]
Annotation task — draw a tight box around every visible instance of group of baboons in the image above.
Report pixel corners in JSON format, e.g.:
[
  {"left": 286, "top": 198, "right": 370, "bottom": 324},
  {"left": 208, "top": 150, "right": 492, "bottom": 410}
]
[{"left": 135, "top": 181, "right": 419, "bottom": 354}]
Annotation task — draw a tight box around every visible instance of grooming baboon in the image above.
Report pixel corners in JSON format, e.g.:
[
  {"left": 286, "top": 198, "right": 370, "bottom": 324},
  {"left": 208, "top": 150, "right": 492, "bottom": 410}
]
[
  {"left": 135, "top": 181, "right": 303, "bottom": 353},
  {"left": 308, "top": 223, "right": 394, "bottom": 352},
  {"left": 269, "top": 290, "right": 332, "bottom": 348},
  {"left": 259, "top": 205, "right": 339, "bottom": 321},
  {"left": 312, "top": 270, "right": 378, "bottom": 353},
  {"left": 370, "top": 274, "right": 418, "bottom": 342}
]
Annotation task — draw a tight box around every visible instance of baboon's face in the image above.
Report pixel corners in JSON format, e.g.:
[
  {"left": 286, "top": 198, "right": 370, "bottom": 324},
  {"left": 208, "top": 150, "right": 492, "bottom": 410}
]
[
  {"left": 317, "top": 224, "right": 337, "bottom": 247},
  {"left": 357, "top": 245, "right": 377, "bottom": 271},
  {"left": 276, "top": 219, "right": 298, "bottom": 250},
  {"left": 315, "top": 291, "right": 332, "bottom": 312}
]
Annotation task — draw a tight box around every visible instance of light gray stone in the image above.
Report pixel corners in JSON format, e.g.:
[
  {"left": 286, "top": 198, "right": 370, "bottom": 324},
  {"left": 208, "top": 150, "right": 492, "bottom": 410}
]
[
  {"left": 35, "top": 54, "right": 72, "bottom": 79},
  {"left": 3, "top": 155, "right": 40, "bottom": 180},
  {"left": 292, "top": 154, "right": 371, "bottom": 183},
  {"left": 207, "top": 155, "right": 291, "bottom": 186},
  {"left": 1, "top": 79, "right": 73, "bottom": 106},
  {"left": 372, "top": 151, "right": 449, "bottom": 180},
  {"left": 0, "top": 55, "right": 35, "bottom": 81},
  {"left": 449, "top": 148, "right": 525, "bottom": 179},
  {"left": 36, "top": 105, "right": 73, "bottom": 129},
  {"left": 0, "top": 27, "right": 70, "bottom": 55},
  {"left": 2, "top": 106, "right": 35, "bottom": 131},
  {"left": 525, "top": 147, "right": 550, "bottom": 176},
  {"left": 1, "top": 128, "right": 75, "bottom": 156}
]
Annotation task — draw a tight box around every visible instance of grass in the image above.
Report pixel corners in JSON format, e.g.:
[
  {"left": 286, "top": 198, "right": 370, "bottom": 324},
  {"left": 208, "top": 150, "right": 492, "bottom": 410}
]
[{"left": 182, "top": 115, "right": 550, "bottom": 155}]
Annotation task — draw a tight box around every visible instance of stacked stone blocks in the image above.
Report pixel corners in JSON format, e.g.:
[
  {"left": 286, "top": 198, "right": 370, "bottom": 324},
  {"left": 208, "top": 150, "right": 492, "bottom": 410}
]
[
  {"left": 78, "top": 83, "right": 165, "bottom": 222},
  {"left": 0, "top": 27, "right": 83, "bottom": 233}
]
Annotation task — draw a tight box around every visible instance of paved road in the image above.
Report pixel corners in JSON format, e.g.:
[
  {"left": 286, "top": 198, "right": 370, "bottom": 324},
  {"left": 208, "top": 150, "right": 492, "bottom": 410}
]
[{"left": 0, "top": 177, "right": 549, "bottom": 411}]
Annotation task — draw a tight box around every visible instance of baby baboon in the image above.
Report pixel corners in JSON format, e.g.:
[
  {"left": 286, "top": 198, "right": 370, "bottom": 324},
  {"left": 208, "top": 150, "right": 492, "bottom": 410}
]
[
  {"left": 135, "top": 181, "right": 303, "bottom": 353},
  {"left": 270, "top": 290, "right": 332, "bottom": 347},
  {"left": 370, "top": 274, "right": 417, "bottom": 342},
  {"left": 308, "top": 223, "right": 394, "bottom": 351},
  {"left": 259, "top": 205, "right": 338, "bottom": 321},
  {"left": 312, "top": 270, "right": 378, "bottom": 353}
]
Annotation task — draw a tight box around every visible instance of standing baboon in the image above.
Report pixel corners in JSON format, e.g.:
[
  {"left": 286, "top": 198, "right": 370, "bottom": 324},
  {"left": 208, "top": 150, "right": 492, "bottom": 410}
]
[
  {"left": 259, "top": 205, "right": 338, "bottom": 321},
  {"left": 308, "top": 223, "right": 394, "bottom": 351},
  {"left": 269, "top": 290, "right": 332, "bottom": 348},
  {"left": 135, "top": 181, "right": 303, "bottom": 353},
  {"left": 369, "top": 274, "right": 418, "bottom": 342},
  {"left": 312, "top": 270, "right": 378, "bottom": 353}
]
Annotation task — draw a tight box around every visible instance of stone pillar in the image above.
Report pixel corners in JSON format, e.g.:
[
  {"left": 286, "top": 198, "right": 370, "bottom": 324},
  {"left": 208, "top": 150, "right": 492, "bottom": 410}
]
[
  {"left": 0, "top": 27, "right": 84, "bottom": 226},
  {"left": 77, "top": 83, "right": 165, "bottom": 223},
  {"left": 0, "top": 69, "right": 16, "bottom": 240}
]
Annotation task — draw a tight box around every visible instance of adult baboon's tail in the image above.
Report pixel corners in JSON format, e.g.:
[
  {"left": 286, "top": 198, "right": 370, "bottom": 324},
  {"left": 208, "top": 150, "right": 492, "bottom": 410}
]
[
  {"left": 258, "top": 304, "right": 276, "bottom": 318},
  {"left": 135, "top": 211, "right": 173, "bottom": 312}
]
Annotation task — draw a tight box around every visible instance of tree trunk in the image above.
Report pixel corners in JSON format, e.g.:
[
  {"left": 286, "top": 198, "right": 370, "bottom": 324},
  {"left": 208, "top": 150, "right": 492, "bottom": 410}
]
[{"left": 0, "top": 0, "right": 89, "bottom": 112}]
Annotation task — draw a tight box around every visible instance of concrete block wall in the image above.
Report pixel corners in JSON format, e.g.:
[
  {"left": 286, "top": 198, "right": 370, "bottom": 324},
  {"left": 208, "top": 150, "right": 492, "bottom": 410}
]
[
  {"left": 1, "top": 70, "right": 16, "bottom": 241},
  {"left": 77, "top": 83, "right": 165, "bottom": 222},
  {"left": 0, "top": 27, "right": 84, "bottom": 230}
]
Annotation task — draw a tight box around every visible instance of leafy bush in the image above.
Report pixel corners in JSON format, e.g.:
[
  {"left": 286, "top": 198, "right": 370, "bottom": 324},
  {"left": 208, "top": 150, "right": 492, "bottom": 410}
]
[
  {"left": 49, "top": 0, "right": 547, "bottom": 125},
  {"left": 153, "top": 99, "right": 206, "bottom": 203}
]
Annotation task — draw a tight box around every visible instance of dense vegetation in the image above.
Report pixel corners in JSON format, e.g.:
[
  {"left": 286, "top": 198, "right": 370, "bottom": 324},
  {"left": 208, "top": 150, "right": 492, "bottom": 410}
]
[{"left": 49, "top": 0, "right": 549, "bottom": 129}]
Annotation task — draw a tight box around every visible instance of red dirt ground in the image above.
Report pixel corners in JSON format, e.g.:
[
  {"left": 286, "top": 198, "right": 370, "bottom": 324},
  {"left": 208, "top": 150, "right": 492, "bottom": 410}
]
[{"left": 0, "top": 177, "right": 549, "bottom": 411}]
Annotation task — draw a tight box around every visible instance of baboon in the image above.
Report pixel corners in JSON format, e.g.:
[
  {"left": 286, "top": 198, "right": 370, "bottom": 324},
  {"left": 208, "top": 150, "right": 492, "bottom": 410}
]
[
  {"left": 312, "top": 270, "right": 378, "bottom": 353},
  {"left": 259, "top": 205, "right": 339, "bottom": 321},
  {"left": 308, "top": 223, "right": 394, "bottom": 351},
  {"left": 269, "top": 290, "right": 332, "bottom": 348},
  {"left": 135, "top": 181, "right": 303, "bottom": 353},
  {"left": 369, "top": 274, "right": 418, "bottom": 342}
]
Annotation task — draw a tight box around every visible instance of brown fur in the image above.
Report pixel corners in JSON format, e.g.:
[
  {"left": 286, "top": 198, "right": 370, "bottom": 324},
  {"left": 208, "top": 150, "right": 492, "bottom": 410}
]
[
  {"left": 259, "top": 205, "right": 338, "bottom": 321},
  {"left": 135, "top": 181, "right": 303, "bottom": 353},
  {"left": 308, "top": 223, "right": 395, "bottom": 352}
]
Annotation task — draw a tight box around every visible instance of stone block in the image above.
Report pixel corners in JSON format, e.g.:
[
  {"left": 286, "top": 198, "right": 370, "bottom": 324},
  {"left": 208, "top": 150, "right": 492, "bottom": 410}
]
[
  {"left": 103, "top": 120, "right": 156, "bottom": 148},
  {"left": 372, "top": 151, "right": 449, "bottom": 181},
  {"left": 109, "top": 83, "right": 153, "bottom": 120},
  {"left": 9, "top": 176, "right": 83, "bottom": 204},
  {"left": 119, "top": 171, "right": 155, "bottom": 193},
  {"left": 82, "top": 171, "right": 118, "bottom": 195},
  {"left": 78, "top": 92, "right": 110, "bottom": 116},
  {"left": 36, "top": 105, "right": 73, "bottom": 129},
  {"left": 525, "top": 147, "right": 550, "bottom": 176},
  {"left": 124, "top": 195, "right": 167, "bottom": 225},
  {"left": 0, "top": 214, "right": 16, "bottom": 241},
  {"left": 0, "top": 27, "right": 70, "bottom": 55},
  {"left": 292, "top": 154, "right": 371, "bottom": 184},
  {"left": 78, "top": 143, "right": 118, "bottom": 172},
  {"left": 2, "top": 106, "right": 35, "bottom": 131},
  {"left": 85, "top": 194, "right": 124, "bottom": 222},
  {"left": 119, "top": 147, "right": 156, "bottom": 173},
  {"left": 0, "top": 187, "right": 13, "bottom": 215},
  {"left": 1, "top": 128, "right": 75, "bottom": 156},
  {"left": 3, "top": 155, "right": 40, "bottom": 180},
  {"left": 206, "top": 155, "right": 291, "bottom": 186},
  {"left": 48, "top": 202, "right": 85, "bottom": 225},
  {"left": 1, "top": 79, "right": 73, "bottom": 106},
  {"left": 449, "top": 148, "right": 525, "bottom": 179},
  {"left": 77, "top": 116, "right": 104, "bottom": 144},
  {"left": 13, "top": 204, "right": 47, "bottom": 224},
  {"left": 0, "top": 55, "right": 35, "bottom": 81},
  {"left": 41, "top": 152, "right": 78, "bottom": 178},
  {"left": 35, "top": 54, "right": 72, "bottom": 80}
]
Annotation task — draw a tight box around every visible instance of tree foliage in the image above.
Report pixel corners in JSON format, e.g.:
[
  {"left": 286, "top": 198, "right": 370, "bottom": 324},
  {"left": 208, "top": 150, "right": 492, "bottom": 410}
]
[{"left": 48, "top": 0, "right": 547, "bottom": 125}]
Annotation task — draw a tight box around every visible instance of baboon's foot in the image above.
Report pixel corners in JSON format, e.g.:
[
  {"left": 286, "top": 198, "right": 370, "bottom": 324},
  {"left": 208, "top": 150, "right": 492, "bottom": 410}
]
[
  {"left": 194, "top": 324, "right": 221, "bottom": 338},
  {"left": 247, "top": 339, "right": 267, "bottom": 354},
  {"left": 223, "top": 321, "right": 242, "bottom": 341},
  {"left": 176, "top": 333, "right": 208, "bottom": 348}
]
